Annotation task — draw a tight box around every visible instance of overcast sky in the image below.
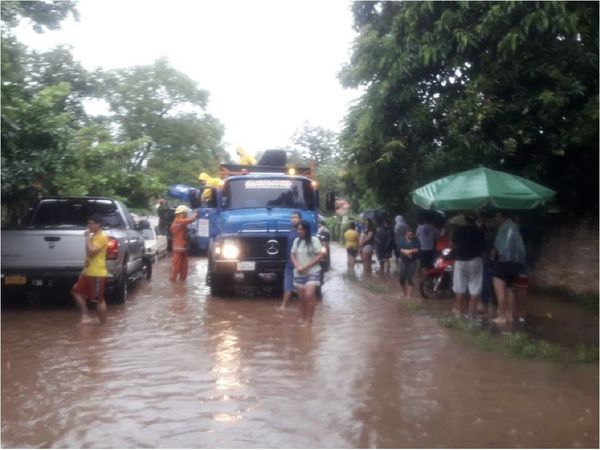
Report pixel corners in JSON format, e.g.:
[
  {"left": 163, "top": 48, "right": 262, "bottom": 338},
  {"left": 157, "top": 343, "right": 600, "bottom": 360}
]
[{"left": 16, "top": 0, "right": 361, "bottom": 158}]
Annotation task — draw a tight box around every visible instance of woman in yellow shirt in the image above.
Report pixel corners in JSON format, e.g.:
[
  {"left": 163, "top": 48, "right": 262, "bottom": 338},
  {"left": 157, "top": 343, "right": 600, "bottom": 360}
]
[{"left": 344, "top": 221, "right": 360, "bottom": 271}]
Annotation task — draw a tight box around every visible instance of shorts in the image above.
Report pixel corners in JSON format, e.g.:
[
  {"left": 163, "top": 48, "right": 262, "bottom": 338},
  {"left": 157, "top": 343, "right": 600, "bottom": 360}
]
[
  {"left": 72, "top": 275, "right": 107, "bottom": 302},
  {"left": 398, "top": 259, "right": 417, "bottom": 286},
  {"left": 346, "top": 248, "right": 358, "bottom": 258},
  {"left": 493, "top": 262, "right": 523, "bottom": 285},
  {"left": 362, "top": 244, "right": 374, "bottom": 255},
  {"left": 376, "top": 249, "right": 392, "bottom": 261},
  {"left": 293, "top": 271, "right": 321, "bottom": 288},
  {"left": 453, "top": 257, "right": 483, "bottom": 296},
  {"left": 283, "top": 265, "right": 294, "bottom": 293},
  {"left": 419, "top": 250, "right": 434, "bottom": 268},
  {"left": 513, "top": 273, "right": 528, "bottom": 289}
]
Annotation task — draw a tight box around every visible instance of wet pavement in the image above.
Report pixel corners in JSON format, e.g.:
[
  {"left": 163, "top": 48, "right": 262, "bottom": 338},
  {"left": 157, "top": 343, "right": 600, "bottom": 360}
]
[{"left": 2, "top": 245, "right": 598, "bottom": 448}]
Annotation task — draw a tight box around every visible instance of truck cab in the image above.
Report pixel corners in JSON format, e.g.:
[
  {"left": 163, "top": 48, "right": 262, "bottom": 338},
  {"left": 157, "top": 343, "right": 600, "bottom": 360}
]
[
  {"left": 205, "top": 169, "right": 321, "bottom": 295},
  {"left": 168, "top": 152, "right": 332, "bottom": 296}
]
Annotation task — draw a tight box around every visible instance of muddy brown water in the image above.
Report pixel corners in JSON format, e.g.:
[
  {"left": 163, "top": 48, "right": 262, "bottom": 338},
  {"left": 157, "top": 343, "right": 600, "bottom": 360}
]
[{"left": 2, "top": 245, "right": 598, "bottom": 448}]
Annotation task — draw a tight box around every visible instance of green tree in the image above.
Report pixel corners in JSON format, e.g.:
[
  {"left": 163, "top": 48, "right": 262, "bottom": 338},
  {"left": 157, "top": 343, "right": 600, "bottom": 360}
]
[
  {"left": 1, "top": 1, "right": 79, "bottom": 32},
  {"left": 1, "top": 82, "right": 77, "bottom": 220},
  {"left": 289, "top": 124, "right": 346, "bottom": 213},
  {"left": 292, "top": 122, "right": 340, "bottom": 164},
  {"left": 54, "top": 126, "right": 163, "bottom": 204},
  {"left": 100, "top": 59, "right": 226, "bottom": 185},
  {"left": 340, "top": 1, "right": 598, "bottom": 215},
  {"left": 1, "top": 2, "right": 81, "bottom": 222}
]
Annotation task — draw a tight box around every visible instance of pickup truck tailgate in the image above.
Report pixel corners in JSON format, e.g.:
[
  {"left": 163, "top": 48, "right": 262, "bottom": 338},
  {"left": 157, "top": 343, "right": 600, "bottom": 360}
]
[{"left": 1, "top": 229, "right": 85, "bottom": 269}]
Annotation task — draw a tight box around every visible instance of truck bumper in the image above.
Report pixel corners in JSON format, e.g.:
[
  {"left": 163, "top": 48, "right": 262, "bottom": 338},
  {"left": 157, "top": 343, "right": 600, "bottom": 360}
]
[
  {"left": 212, "top": 259, "right": 286, "bottom": 285},
  {"left": 1, "top": 269, "right": 117, "bottom": 301}
]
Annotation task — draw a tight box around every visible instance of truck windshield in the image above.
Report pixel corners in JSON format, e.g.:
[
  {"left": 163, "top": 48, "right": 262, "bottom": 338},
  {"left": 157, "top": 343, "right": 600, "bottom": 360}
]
[
  {"left": 224, "top": 178, "right": 315, "bottom": 210},
  {"left": 32, "top": 199, "right": 122, "bottom": 228}
]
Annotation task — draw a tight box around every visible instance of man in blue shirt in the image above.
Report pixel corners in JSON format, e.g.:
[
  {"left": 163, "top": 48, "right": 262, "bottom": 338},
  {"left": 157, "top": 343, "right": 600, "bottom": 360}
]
[{"left": 279, "top": 211, "right": 302, "bottom": 309}]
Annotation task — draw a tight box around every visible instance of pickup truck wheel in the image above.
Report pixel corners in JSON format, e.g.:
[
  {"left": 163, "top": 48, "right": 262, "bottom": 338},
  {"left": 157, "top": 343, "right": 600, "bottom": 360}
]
[
  {"left": 141, "top": 256, "right": 152, "bottom": 280},
  {"left": 110, "top": 275, "right": 128, "bottom": 304}
]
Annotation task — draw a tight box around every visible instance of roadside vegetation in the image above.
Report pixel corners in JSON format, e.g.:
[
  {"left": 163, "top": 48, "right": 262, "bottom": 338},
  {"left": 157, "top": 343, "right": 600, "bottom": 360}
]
[
  {"left": 348, "top": 271, "right": 598, "bottom": 363},
  {"left": 3, "top": 2, "right": 597, "bottom": 227},
  {"left": 340, "top": 2, "right": 598, "bottom": 219},
  {"left": 438, "top": 316, "right": 598, "bottom": 363}
]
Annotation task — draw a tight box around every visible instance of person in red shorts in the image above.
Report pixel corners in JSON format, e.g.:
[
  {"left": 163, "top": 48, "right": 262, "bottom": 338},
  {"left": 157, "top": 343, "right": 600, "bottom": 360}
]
[
  {"left": 72, "top": 214, "right": 109, "bottom": 325},
  {"left": 170, "top": 205, "right": 197, "bottom": 282}
]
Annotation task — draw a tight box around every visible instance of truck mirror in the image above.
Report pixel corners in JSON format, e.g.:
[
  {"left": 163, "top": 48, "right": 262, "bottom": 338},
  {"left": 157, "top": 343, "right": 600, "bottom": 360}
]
[{"left": 326, "top": 192, "right": 335, "bottom": 212}]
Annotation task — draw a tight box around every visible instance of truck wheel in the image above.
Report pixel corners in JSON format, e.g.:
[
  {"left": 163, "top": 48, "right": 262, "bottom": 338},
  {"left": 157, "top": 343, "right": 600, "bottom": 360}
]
[
  {"left": 209, "top": 274, "right": 229, "bottom": 297},
  {"left": 207, "top": 261, "right": 228, "bottom": 296},
  {"left": 110, "top": 274, "right": 128, "bottom": 304}
]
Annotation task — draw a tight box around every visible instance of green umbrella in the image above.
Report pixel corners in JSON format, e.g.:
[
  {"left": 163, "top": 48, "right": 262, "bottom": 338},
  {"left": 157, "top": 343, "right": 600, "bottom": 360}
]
[{"left": 411, "top": 167, "right": 556, "bottom": 211}]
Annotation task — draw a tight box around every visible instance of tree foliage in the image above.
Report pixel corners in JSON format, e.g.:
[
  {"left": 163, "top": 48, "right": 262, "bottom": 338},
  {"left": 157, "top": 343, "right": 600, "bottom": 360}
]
[
  {"left": 289, "top": 124, "right": 346, "bottom": 213},
  {"left": 1, "top": 6, "right": 226, "bottom": 223},
  {"left": 292, "top": 122, "right": 341, "bottom": 164},
  {"left": 1, "top": 1, "right": 79, "bottom": 32},
  {"left": 100, "top": 59, "right": 226, "bottom": 185},
  {"left": 340, "top": 1, "right": 598, "bottom": 215}
]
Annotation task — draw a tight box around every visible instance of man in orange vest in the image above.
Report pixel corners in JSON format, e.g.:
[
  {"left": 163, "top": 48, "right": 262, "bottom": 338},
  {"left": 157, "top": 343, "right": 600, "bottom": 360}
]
[{"left": 169, "top": 205, "right": 198, "bottom": 282}]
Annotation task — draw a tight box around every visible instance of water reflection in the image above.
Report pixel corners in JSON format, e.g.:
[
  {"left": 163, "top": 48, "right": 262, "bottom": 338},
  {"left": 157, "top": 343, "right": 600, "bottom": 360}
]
[
  {"left": 213, "top": 329, "right": 242, "bottom": 392},
  {"left": 1, "top": 252, "right": 598, "bottom": 448}
]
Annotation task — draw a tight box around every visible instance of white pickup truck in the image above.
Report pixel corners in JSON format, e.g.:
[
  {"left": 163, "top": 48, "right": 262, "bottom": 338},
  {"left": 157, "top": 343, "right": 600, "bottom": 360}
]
[{"left": 1, "top": 197, "right": 152, "bottom": 304}]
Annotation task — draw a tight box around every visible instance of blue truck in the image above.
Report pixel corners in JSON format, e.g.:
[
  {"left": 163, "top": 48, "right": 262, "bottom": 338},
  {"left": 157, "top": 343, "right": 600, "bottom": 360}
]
[{"left": 167, "top": 150, "right": 333, "bottom": 296}]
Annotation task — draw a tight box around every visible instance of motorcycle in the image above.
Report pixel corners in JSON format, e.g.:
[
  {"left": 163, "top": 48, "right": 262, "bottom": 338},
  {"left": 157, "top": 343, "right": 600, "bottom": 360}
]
[
  {"left": 317, "top": 229, "right": 331, "bottom": 271},
  {"left": 420, "top": 248, "right": 454, "bottom": 299}
]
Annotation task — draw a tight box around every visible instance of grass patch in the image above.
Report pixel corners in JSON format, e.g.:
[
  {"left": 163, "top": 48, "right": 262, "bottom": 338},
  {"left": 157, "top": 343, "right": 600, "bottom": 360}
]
[
  {"left": 438, "top": 316, "right": 563, "bottom": 360},
  {"left": 405, "top": 299, "right": 424, "bottom": 311},
  {"left": 361, "top": 280, "right": 392, "bottom": 294},
  {"left": 533, "top": 286, "right": 599, "bottom": 312},
  {"left": 573, "top": 343, "right": 600, "bottom": 363},
  {"left": 343, "top": 272, "right": 393, "bottom": 295}
]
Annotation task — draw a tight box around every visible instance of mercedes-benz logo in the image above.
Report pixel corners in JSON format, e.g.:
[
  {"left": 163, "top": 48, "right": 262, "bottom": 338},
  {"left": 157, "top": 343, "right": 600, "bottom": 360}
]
[{"left": 266, "top": 239, "right": 279, "bottom": 256}]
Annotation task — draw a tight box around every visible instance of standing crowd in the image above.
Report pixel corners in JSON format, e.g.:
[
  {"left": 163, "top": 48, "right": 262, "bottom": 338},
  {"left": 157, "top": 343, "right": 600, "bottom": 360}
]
[
  {"left": 343, "top": 209, "right": 529, "bottom": 325},
  {"left": 70, "top": 203, "right": 527, "bottom": 329}
]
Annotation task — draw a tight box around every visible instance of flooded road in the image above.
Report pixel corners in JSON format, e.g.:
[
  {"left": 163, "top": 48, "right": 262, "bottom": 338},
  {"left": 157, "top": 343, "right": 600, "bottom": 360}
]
[{"left": 2, "top": 245, "right": 598, "bottom": 448}]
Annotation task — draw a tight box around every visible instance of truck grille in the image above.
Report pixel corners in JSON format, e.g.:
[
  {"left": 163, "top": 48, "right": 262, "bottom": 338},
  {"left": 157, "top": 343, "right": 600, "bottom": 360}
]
[{"left": 241, "top": 237, "right": 288, "bottom": 260}]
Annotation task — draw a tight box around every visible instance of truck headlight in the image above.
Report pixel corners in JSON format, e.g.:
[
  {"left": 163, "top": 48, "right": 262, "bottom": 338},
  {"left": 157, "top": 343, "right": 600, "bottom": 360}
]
[{"left": 222, "top": 239, "right": 240, "bottom": 259}]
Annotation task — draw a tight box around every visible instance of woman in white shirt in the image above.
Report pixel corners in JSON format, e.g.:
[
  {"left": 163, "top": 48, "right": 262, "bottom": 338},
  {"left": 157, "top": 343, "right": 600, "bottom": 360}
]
[{"left": 291, "top": 220, "right": 323, "bottom": 327}]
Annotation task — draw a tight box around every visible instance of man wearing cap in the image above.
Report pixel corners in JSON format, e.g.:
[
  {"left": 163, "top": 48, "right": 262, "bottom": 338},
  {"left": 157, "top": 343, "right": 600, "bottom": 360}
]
[{"left": 170, "top": 205, "right": 198, "bottom": 282}]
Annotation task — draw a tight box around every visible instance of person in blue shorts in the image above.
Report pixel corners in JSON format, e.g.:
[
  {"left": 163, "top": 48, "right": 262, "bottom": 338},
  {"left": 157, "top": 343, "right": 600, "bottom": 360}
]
[{"left": 291, "top": 220, "right": 323, "bottom": 326}]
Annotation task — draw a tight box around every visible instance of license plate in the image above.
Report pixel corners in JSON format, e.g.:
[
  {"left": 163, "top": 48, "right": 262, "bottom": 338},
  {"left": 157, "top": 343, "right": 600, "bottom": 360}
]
[
  {"left": 5, "top": 275, "right": 26, "bottom": 285},
  {"left": 237, "top": 261, "right": 255, "bottom": 271}
]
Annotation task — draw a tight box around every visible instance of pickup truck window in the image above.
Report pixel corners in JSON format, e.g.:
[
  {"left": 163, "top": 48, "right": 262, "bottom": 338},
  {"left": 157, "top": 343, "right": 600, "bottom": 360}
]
[
  {"left": 224, "top": 178, "right": 315, "bottom": 210},
  {"left": 32, "top": 199, "right": 123, "bottom": 228},
  {"left": 120, "top": 203, "right": 136, "bottom": 229}
]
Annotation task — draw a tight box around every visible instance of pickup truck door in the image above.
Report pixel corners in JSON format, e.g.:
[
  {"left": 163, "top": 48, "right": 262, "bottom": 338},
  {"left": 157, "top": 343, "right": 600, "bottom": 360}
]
[{"left": 120, "top": 204, "right": 144, "bottom": 267}]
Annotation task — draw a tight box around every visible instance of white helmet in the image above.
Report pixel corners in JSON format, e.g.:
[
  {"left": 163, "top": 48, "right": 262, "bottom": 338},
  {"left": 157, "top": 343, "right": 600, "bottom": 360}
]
[{"left": 174, "top": 205, "right": 190, "bottom": 215}]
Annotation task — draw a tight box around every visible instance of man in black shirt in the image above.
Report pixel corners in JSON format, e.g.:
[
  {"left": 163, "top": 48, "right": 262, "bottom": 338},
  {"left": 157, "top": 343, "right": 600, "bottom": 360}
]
[{"left": 451, "top": 211, "right": 486, "bottom": 319}]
